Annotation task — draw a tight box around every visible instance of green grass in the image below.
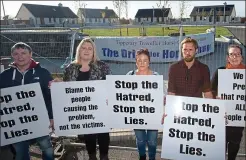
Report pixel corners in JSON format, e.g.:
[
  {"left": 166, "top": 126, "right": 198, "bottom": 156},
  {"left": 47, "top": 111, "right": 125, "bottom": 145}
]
[{"left": 81, "top": 26, "right": 232, "bottom": 37}]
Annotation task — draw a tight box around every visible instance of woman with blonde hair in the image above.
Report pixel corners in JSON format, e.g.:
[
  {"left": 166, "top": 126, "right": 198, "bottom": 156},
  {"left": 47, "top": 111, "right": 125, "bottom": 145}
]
[
  {"left": 63, "top": 37, "right": 111, "bottom": 160},
  {"left": 126, "top": 48, "right": 159, "bottom": 160}
]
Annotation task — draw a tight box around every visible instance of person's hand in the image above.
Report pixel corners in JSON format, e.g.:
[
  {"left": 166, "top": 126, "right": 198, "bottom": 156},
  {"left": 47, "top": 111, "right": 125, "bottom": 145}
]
[
  {"left": 53, "top": 78, "right": 63, "bottom": 82},
  {"left": 49, "top": 119, "right": 55, "bottom": 134},
  {"left": 216, "top": 96, "right": 223, "bottom": 100},
  {"left": 224, "top": 112, "right": 228, "bottom": 125},
  {"left": 48, "top": 78, "right": 63, "bottom": 89},
  {"left": 163, "top": 96, "right": 166, "bottom": 106},
  {"left": 161, "top": 113, "right": 167, "bottom": 124}
]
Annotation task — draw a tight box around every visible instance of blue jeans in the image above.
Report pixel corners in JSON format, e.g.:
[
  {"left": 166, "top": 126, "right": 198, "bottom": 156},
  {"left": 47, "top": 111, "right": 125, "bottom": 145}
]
[
  {"left": 12, "top": 135, "right": 54, "bottom": 160},
  {"left": 134, "top": 129, "right": 158, "bottom": 159}
]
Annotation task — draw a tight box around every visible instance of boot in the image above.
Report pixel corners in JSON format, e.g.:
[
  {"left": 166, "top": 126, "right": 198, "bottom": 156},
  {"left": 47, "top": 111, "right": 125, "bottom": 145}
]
[
  {"left": 89, "top": 153, "right": 97, "bottom": 160},
  {"left": 100, "top": 154, "right": 109, "bottom": 160},
  {"left": 139, "top": 154, "right": 146, "bottom": 160}
]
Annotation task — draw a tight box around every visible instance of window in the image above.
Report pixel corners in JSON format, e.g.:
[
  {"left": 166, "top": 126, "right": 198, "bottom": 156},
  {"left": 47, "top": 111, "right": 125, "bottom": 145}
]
[
  {"left": 200, "top": 16, "right": 202, "bottom": 20},
  {"left": 216, "top": 16, "right": 220, "bottom": 22},
  {"left": 49, "top": 18, "right": 51, "bottom": 23},
  {"left": 54, "top": 18, "right": 56, "bottom": 22}
]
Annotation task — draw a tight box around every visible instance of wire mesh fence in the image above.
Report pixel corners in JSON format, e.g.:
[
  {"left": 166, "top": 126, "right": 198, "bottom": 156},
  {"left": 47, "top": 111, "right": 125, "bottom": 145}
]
[{"left": 0, "top": 25, "right": 245, "bottom": 159}]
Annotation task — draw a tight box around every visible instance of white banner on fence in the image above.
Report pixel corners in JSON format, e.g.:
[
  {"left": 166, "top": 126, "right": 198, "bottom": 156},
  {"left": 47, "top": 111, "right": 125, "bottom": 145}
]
[
  {"left": 161, "top": 95, "right": 225, "bottom": 160},
  {"left": 218, "top": 69, "right": 245, "bottom": 127},
  {"left": 0, "top": 83, "right": 50, "bottom": 146},
  {"left": 51, "top": 81, "right": 110, "bottom": 136},
  {"left": 106, "top": 75, "right": 164, "bottom": 129},
  {"left": 94, "top": 32, "right": 214, "bottom": 62}
]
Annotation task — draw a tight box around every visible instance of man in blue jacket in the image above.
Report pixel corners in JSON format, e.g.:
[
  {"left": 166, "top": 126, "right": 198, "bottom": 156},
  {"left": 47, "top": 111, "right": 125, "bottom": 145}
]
[{"left": 0, "top": 42, "right": 54, "bottom": 160}]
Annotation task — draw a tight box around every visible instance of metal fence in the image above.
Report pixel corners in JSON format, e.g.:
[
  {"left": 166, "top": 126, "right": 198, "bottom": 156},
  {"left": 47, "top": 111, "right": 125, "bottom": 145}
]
[{"left": 0, "top": 25, "right": 245, "bottom": 160}]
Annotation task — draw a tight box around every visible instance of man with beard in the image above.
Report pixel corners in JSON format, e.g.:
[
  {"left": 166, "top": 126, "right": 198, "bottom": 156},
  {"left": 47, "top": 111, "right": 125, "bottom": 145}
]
[
  {"left": 161, "top": 37, "right": 213, "bottom": 124},
  {"left": 167, "top": 37, "right": 213, "bottom": 98}
]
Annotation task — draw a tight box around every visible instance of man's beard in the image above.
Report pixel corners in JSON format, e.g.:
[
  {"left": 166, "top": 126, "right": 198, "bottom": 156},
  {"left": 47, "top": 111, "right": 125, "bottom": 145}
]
[{"left": 184, "top": 55, "right": 195, "bottom": 62}]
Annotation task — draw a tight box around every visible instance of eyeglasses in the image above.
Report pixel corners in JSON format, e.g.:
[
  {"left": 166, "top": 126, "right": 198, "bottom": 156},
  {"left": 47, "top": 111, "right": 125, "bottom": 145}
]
[{"left": 228, "top": 53, "right": 242, "bottom": 58}]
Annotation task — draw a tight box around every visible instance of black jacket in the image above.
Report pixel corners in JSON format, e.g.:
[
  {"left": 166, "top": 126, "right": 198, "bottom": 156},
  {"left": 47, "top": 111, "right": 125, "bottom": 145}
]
[{"left": 0, "top": 60, "right": 53, "bottom": 119}]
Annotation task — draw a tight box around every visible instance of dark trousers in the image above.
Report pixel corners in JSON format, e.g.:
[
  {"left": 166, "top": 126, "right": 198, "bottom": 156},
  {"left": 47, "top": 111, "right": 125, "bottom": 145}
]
[
  {"left": 80, "top": 133, "right": 110, "bottom": 156},
  {"left": 226, "top": 126, "right": 244, "bottom": 160}
]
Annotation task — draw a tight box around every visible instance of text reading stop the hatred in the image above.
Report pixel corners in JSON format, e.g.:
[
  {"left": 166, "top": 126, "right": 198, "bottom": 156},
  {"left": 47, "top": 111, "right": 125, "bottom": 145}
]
[
  {"left": 0, "top": 83, "right": 50, "bottom": 146},
  {"left": 107, "top": 75, "right": 164, "bottom": 130},
  {"left": 161, "top": 95, "right": 225, "bottom": 160},
  {"left": 1, "top": 91, "right": 38, "bottom": 139}
]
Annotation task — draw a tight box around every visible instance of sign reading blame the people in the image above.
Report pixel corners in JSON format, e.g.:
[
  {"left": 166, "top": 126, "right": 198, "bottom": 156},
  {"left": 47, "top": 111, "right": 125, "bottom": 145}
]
[
  {"left": 50, "top": 81, "right": 110, "bottom": 136},
  {"left": 161, "top": 95, "right": 225, "bottom": 160},
  {"left": 0, "top": 83, "right": 50, "bottom": 146},
  {"left": 106, "top": 75, "right": 164, "bottom": 129},
  {"left": 218, "top": 69, "right": 245, "bottom": 127}
]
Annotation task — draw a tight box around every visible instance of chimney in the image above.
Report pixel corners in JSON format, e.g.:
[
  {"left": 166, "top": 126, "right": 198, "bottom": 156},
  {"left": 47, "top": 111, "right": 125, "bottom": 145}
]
[{"left": 58, "top": 3, "right": 63, "bottom": 7}]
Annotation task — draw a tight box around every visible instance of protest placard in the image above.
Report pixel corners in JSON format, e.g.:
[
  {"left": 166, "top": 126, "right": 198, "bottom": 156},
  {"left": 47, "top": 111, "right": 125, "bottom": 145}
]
[
  {"left": 50, "top": 81, "right": 110, "bottom": 136},
  {"left": 106, "top": 75, "right": 164, "bottom": 129},
  {"left": 218, "top": 69, "right": 245, "bottom": 127},
  {"left": 0, "top": 83, "right": 50, "bottom": 146},
  {"left": 161, "top": 95, "right": 226, "bottom": 160},
  {"left": 224, "top": 101, "right": 246, "bottom": 126}
]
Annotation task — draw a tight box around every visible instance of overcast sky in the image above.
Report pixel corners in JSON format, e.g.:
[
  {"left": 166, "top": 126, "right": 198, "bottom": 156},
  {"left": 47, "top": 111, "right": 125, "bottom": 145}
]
[{"left": 1, "top": 1, "right": 245, "bottom": 19}]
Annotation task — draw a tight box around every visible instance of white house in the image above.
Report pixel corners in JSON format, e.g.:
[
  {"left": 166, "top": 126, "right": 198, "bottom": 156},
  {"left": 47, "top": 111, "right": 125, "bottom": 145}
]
[
  {"left": 77, "top": 7, "right": 119, "bottom": 25},
  {"left": 15, "top": 3, "right": 79, "bottom": 27},
  {"left": 134, "top": 8, "right": 173, "bottom": 24},
  {"left": 190, "top": 4, "right": 236, "bottom": 24}
]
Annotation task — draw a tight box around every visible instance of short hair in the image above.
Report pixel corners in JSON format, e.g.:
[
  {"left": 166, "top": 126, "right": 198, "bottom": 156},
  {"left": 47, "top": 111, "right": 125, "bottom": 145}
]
[
  {"left": 227, "top": 44, "right": 242, "bottom": 55},
  {"left": 73, "top": 37, "right": 99, "bottom": 64},
  {"left": 136, "top": 48, "right": 150, "bottom": 61},
  {"left": 11, "top": 42, "right": 32, "bottom": 54},
  {"left": 181, "top": 37, "right": 198, "bottom": 49}
]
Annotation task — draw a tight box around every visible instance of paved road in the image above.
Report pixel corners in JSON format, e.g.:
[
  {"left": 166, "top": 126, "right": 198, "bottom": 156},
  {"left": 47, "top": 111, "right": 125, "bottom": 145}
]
[{"left": 30, "top": 129, "right": 245, "bottom": 160}]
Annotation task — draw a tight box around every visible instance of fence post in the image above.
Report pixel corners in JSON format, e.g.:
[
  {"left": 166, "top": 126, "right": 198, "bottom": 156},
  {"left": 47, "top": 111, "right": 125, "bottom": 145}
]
[
  {"left": 69, "top": 31, "right": 76, "bottom": 63},
  {"left": 178, "top": 25, "right": 183, "bottom": 61}
]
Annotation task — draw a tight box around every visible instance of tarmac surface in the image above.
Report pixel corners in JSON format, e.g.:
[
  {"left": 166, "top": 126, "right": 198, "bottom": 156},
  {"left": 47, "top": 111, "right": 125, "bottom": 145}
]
[{"left": 29, "top": 128, "right": 245, "bottom": 160}]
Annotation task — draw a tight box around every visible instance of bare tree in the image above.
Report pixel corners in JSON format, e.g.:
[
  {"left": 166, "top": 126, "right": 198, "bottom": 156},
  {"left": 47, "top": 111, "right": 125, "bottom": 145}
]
[
  {"left": 74, "top": 0, "right": 86, "bottom": 25},
  {"left": 113, "top": 0, "right": 127, "bottom": 36},
  {"left": 179, "top": 0, "right": 190, "bottom": 20},
  {"left": 156, "top": 0, "right": 171, "bottom": 23}
]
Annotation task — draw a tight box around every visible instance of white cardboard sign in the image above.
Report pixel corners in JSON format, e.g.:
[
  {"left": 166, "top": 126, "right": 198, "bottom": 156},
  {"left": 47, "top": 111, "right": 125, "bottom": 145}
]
[
  {"left": 106, "top": 75, "right": 164, "bottom": 130},
  {"left": 218, "top": 69, "right": 245, "bottom": 127},
  {"left": 51, "top": 81, "right": 110, "bottom": 136},
  {"left": 0, "top": 83, "right": 50, "bottom": 146},
  {"left": 161, "top": 95, "right": 226, "bottom": 160}
]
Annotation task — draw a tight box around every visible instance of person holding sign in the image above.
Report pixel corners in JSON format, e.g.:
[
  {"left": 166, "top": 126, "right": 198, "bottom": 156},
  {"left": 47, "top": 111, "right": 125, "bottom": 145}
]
[
  {"left": 126, "top": 48, "right": 159, "bottom": 160},
  {"left": 62, "top": 38, "right": 111, "bottom": 160},
  {"left": 211, "top": 44, "right": 245, "bottom": 160},
  {"left": 0, "top": 42, "right": 54, "bottom": 160},
  {"left": 162, "top": 37, "right": 213, "bottom": 123}
]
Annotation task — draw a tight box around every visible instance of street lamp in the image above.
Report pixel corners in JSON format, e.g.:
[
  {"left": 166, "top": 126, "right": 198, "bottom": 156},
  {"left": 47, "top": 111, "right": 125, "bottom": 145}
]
[
  {"left": 223, "top": 2, "right": 227, "bottom": 23},
  {"left": 152, "top": 6, "right": 155, "bottom": 23}
]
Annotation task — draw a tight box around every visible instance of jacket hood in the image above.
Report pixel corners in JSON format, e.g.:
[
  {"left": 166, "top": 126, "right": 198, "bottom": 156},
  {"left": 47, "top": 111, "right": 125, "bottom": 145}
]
[
  {"left": 9, "top": 59, "right": 40, "bottom": 70},
  {"left": 10, "top": 59, "right": 40, "bottom": 83}
]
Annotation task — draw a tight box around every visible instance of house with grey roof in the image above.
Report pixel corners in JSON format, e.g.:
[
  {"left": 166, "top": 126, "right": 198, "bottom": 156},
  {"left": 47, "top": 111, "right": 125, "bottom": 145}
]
[
  {"left": 189, "top": 4, "right": 236, "bottom": 24},
  {"left": 77, "top": 7, "right": 119, "bottom": 25},
  {"left": 15, "top": 3, "right": 79, "bottom": 27},
  {"left": 135, "top": 8, "right": 172, "bottom": 24}
]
